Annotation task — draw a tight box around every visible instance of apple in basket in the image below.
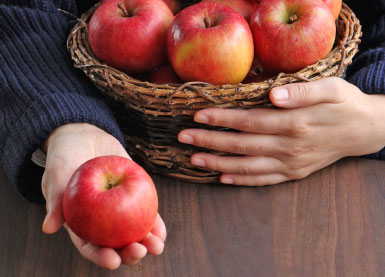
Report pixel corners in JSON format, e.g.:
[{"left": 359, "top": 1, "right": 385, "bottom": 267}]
[
  {"left": 200, "top": 0, "right": 259, "bottom": 21},
  {"left": 150, "top": 63, "right": 182, "bottom": 84},
  {"left": 88, "top": 0, "right": 174, "bottom": 73},
  {"left": 249, "top": 0, "right": 336, "bottom": 74},
  {"left": 322, "top": 0, "right": 342, "bottom": 19},
  {"left": 167, "top": 2, "right": 254, "bottom": 85},
  {"left": 161, "top": 0, "right": 182, "bottom": 14},
  {"left": 63, "top": 156, "right": 158, "bottom": 248}
]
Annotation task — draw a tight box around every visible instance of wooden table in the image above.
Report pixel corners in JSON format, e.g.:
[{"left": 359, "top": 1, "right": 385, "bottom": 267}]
[{"left": 1, "top": 157, "right": 385, "bottom": 277}]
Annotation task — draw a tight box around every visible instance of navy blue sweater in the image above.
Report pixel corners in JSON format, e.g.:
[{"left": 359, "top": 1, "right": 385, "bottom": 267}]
[{"left": 0, "top": 0, "right": 384, "bottom": 202}]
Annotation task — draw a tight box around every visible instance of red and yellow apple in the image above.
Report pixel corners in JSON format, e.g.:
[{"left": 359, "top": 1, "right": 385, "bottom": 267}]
[
  {"left": 167, "top": 2, "right": 254, "bottom": 85},
  {"left": 150, "top": 64, "right": 182, "bottom": 84},
  {"left": 250, "top": 0, "right": 336, "bottom": 74},
  {"left": 89, "top": 0, "right": 174, "bottom": 73},
  {"left": 63, "top": 156, "right": 158, "bottom": 249},
  {"left": 322, "top": 0, "right": 342, "bottom": 19},
  {"left": 201, "top": 0, "right": 259, "bottom": 21}
]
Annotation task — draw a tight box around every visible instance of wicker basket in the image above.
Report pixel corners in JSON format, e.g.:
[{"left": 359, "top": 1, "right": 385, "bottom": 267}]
[{"left": 67, "top": 2, "right": 362, "bottom": 183}]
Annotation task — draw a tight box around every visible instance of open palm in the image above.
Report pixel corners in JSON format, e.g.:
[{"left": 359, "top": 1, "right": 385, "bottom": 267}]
[{"left": 41, "top": 123, "right": 166, "bottom": 269}]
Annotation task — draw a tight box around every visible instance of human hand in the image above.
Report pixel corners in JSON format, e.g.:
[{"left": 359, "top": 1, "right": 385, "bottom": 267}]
[
  {"left": 41, "top": 123, "right": 166, "bottom": 269},
  {"left": 178, "top": 77, "right": 385, "bottom": 186}
]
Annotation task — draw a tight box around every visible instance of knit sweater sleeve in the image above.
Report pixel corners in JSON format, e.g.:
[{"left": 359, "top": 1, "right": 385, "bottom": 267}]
[
  {"left": 0, "top": 0, "right": 125, "bottom": 202},
  {"left": 345, "top": 0, "right": 385, "bottom": 160}
]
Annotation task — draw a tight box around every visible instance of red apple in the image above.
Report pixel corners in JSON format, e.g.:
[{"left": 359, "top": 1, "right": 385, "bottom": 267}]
[
  {"left": 322, "top": 0, "right": 342, "bottom": 19},
  {"left": 250, "top": 0, "right": 336, "bottom": 74},
  {"left": 89, "top": 0, "right": 174, "bottom": 73},
  {"left": 63, "top": 156, "right": 158, "bottom": 249},
  {"left": 200, "top": 0, "right": 259, "bottom": 21},
  {"left": 161, "top": 0, "right": 181, "bottom": 14},
  {"left": 167, "top": 2, "right": 254, "bottom": 85},
  {"left": 150, "top": 64, "right": 182, "bottom": 84}
]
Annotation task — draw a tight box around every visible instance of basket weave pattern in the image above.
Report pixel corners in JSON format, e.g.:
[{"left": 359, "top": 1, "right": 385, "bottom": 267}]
[{"left": 68, "top": 2, "right": 362, "bottom": 183}]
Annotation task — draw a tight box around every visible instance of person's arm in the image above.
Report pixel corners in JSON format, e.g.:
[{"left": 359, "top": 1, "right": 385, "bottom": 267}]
[
  {"left": 344, "top": 0, "right": 385, "bottom": 159},
  {"left": 0, "top": 0, "right": 124, "bottom": 201},
  {"left": 178, "top": 78, "right": 385, "bottom": 185},
  {"left": 177, "top": 0, "right": 385, "bottom": 185},
  {"left": 0, "top": 0, "right": 166, "bottom": 269}
]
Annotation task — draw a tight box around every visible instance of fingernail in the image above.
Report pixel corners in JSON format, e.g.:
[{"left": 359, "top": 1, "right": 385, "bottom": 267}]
[
  {"left": 221, "top": 177, "right": 234, "bottom": 184},
  {"left": 272, "top": 88, "right": 289, "bottom": 102},
  {"left": 179, "top": 134, "right": 194, "bottom": 144},
  {"left": 192, "top": 158, "right": 206, "bottom": 167},
  {"left": 195, "top": 113, "right": 209, "bottom": 124}
]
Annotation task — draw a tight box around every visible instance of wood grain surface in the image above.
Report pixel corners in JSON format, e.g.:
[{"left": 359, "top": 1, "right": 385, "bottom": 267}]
[{"left": 1, "top": 157, "right": 385, "bottom": 277}]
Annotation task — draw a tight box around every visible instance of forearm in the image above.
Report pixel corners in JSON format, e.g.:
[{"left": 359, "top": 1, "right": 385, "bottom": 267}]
[
  {"left": 364, "top": 94, "right": 385, "bottom": 159},
  {"left": 0, "top": 1, "right": 124, "bottom": 201}
]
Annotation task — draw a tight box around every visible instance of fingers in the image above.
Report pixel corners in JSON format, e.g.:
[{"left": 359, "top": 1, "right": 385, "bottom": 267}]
[
  {"left": 42, "top": 198, "right": 64, "bottom": 234},
  {"left": 120, "top": 214, "right": 167, "bottom": 264},
  {"left": 64, "top": 214, "right": 167, "bottom": 268},
  {"left": 151, "top": 214, "right": 167, "bottom": 242},
  {"left": 270, "top": 77, "right": 346, "bottom": 108},
  {"left": 41, "top": 172, "right": 66, "bottom": 234},
  {"left": 191, "top": 154, "right": 286, "bottom": 175},
  {"left": 188, "top": 153, "right": 291, "bottom": 186},
  {"left": 220, "top": 173, "right": 289, "bottom": 186},
  {"left": 192, "top": 107, "right": 293, "bottom": 134},
  {"left": 64, "top": 224, "right": 122, "bottom": 270},
  {"left": 140, "top": 233, "right": 165, "bottom": 255},
  {"left": 119, "top": 243, "right": 148, "bottom": 266},
  {"left": 179, "top": 130, "right": 285, "bottom": 156},
  {"left": 190, "top": 153, "right": 290, "bottom": 186},
  {"left": 117, "top": 214, "right": 167, "bottom": 265}
]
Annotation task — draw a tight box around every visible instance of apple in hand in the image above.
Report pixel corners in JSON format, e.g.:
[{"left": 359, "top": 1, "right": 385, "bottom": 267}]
[
  {"left": 161, "top": 0, "right": 181, "bottom": 14},
  {"left": 63, "top": 156, "right": 158, "bottom": 249},
  {"left": 322, "top": 0, "right": 342, "bottom": 20},
  {"left": 150, "top": 64, "right": 182, "bottom": 84},
  {"left": 89, "top": 0, "right": 174, "bottom": 73},
  {"left": 167, "top": 2, "right": 254, "bottom": 85},
  {"left": 201, "top": 0, "right": 259, "bottom": 21},
  {"left": 250, "top": 0, "right": 336, "bottom": 74}
]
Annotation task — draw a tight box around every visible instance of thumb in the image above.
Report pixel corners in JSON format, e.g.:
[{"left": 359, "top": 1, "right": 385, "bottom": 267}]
[
  {"left": 269, "top": 78, "right": 343, "bottom": 108},
  {"left": 41, "top": 172, "right": 66, "bottom": 234}
]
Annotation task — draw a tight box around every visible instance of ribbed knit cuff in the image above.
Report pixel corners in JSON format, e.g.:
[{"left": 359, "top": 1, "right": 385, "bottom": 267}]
[
  {"left": 365, "top": 149, "right": 385, "bottom": 160},
  {"left": 0, "top": 92, "right": 125, "bottom": 202}
]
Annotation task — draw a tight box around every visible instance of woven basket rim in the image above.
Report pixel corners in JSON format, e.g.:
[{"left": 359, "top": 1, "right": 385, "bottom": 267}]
[
  {"left": 67, "top": 2, "right": 362, "bottom": 116},
  {"left": 66, "top": 2, "right": 363, "bottom": 183}
]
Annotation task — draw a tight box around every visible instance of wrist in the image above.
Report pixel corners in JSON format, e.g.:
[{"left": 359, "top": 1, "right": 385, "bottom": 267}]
[
  {"left": 370, "top": 94, "right": 385, "bottom": 148},
  {"left": 358, "top": 94, "right": 385, "bottom": 156},
  {"left": 43, "top": 123, "right": 105, "bottom": 154}
]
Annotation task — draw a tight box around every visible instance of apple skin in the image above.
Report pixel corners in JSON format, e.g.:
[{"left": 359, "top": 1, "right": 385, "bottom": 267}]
[
  {"left": 167, "top": 2, "right": 254, "bottom": 85},
  {"left": 63, "top": 156, "right": 158, "bottom": 249},
  {"left": 322, "top": 0, "right": 342, "bottom": 19},
  {"left": 89, "top": 0, "right": 174, "bottom": 73},
  {"left": 250, "top": 0, "right": 336, "bottom": 74},
  {"left": 200, "top": 0, "right": 258, "bottom": 21},
  {"left": 150, "top": 64, "right": 182, "bottom": 84},
  {"left": 161, "top": 0, "right": 181, "bottom": 14}
]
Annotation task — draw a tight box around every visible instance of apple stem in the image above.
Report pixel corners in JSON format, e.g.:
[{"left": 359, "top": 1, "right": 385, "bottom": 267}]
[
  {"left": 204, "top": 17, "right": 211, "bottom": 28},
  {"left": 289, "top": 14, "right": 298, "bottom": 24},
  {"left": 118, "top": 2, "right": 130, "bottom": 17}
]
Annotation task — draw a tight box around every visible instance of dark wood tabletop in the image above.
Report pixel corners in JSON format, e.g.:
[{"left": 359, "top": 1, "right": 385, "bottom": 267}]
[{"left": 1, "top": 157, "right": 385, "bottom": 277}]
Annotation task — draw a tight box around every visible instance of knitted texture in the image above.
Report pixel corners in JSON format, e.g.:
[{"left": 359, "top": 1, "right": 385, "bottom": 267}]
[{"left": 0, "top": 0, "right": 124, "bottom": 202}]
